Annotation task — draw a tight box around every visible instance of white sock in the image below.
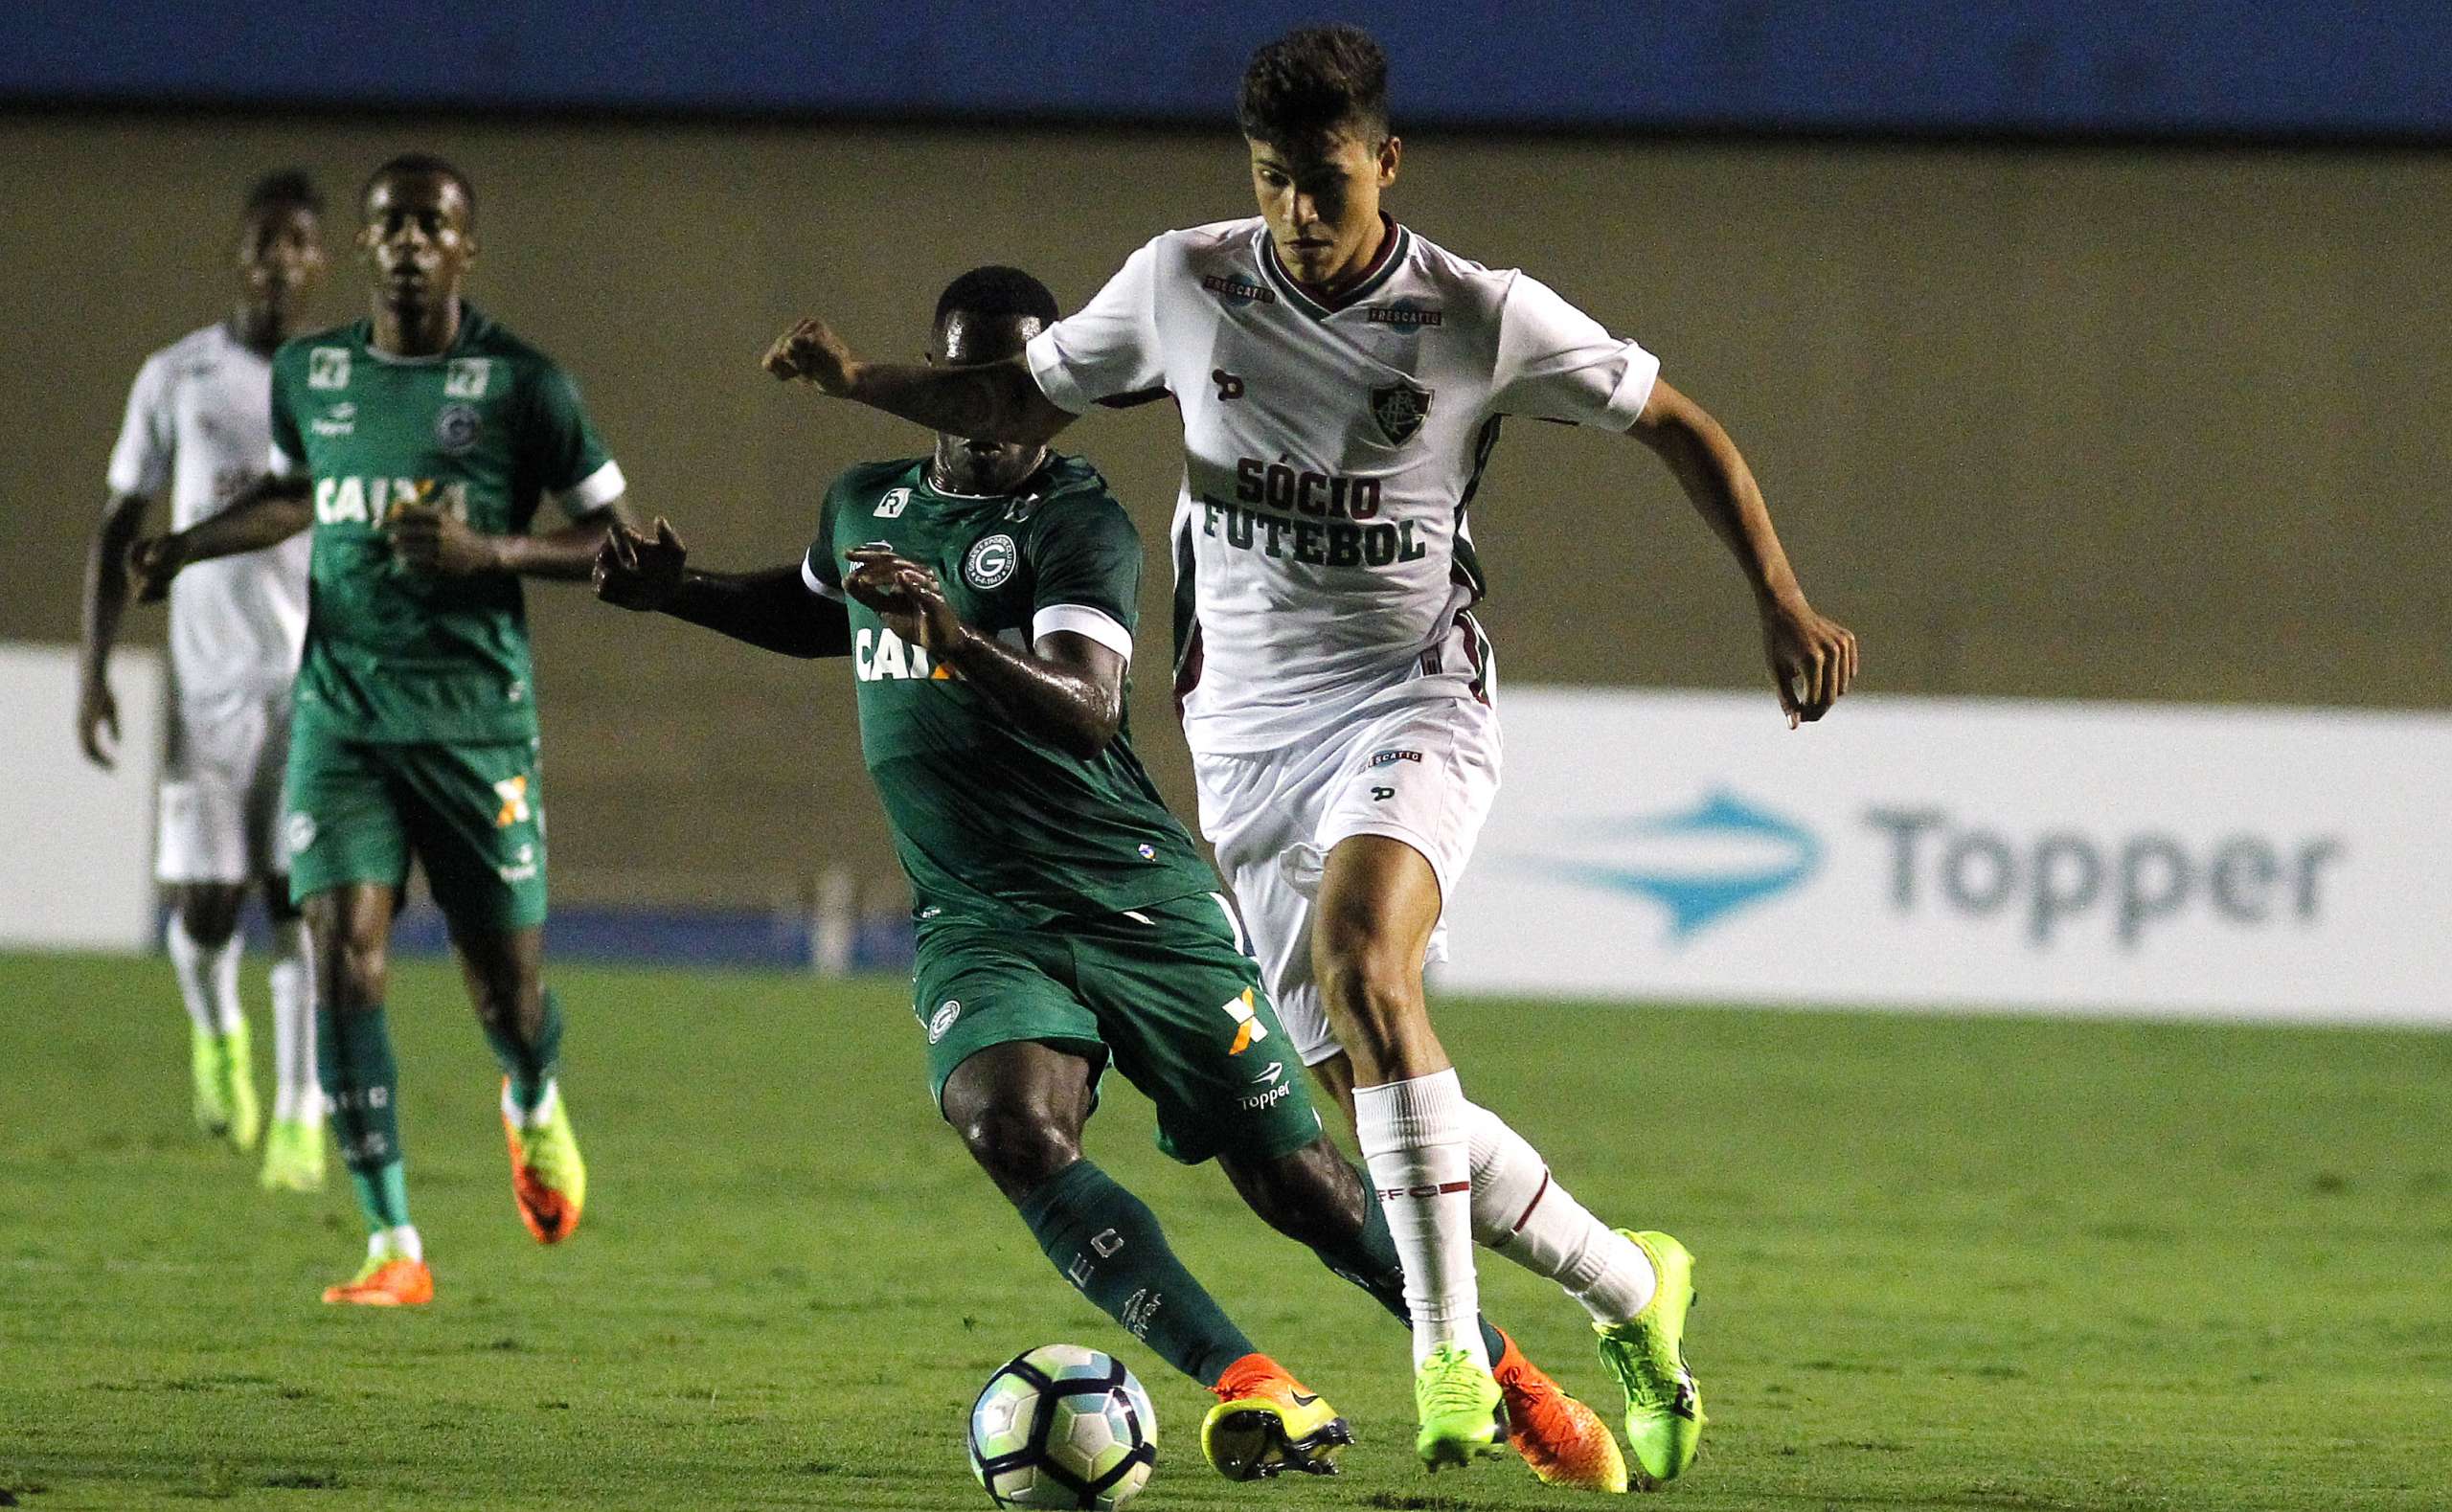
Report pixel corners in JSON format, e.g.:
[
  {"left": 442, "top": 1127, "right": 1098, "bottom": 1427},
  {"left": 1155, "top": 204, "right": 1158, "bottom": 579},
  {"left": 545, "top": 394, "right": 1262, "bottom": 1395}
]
[
  {"left": 1354, "top": 1069, "right": 1485, "bottom": 1367},
  {"left": 372, "top": 1225, "right": 423, "bottom": 1263},
  {"left": 1464, "top": 1102, "right": 1656, "bottom": 1324},
  {"left": 501, "top": 1076, "right": 559, "bottom": 1129},
  {"left": 268, "top": 922, "right": 319, "bottom": 1123},
  {"left": 167, "top": 915, "right": 244, "bottom": 1035}
]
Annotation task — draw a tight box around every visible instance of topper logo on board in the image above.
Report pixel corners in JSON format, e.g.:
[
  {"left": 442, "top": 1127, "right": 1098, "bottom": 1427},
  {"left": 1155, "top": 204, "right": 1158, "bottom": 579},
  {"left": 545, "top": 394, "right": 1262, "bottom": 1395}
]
[{"left": 1539, "top": 789, "right": 1822, "bottom": 941}]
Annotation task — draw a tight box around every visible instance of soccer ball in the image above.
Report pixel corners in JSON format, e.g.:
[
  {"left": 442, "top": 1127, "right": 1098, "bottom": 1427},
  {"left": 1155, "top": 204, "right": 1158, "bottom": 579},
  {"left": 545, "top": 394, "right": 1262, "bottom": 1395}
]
[{"left": 967, "top": 1343, "right": 1157, "bottom": 1509}]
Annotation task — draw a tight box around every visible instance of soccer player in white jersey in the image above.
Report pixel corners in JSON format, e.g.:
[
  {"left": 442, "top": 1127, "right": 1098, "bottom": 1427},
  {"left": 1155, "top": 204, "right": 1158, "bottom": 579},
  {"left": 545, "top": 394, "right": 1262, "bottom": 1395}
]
[
  {"left": 764, "top": 25, "right": 1858, "bottom": 1484},
  {"left": 79, "top": 170, "right": 330, "bottom": 1193}
]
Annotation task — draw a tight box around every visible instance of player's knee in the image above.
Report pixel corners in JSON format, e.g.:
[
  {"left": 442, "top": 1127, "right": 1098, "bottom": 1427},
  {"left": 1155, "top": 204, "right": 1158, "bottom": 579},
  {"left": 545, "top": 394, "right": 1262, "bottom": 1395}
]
[
  {"left": 1313, "top": 930, "right": 1422, "bottom": 1055},
  {"left": 953, "top": 1100, "right": 1081, "bottom": 1202},
  {"left": 1235, "top": 1140, "right": 1366, "bottom": 1249},
  {"left": 174, "top": 885, "right": 246, "bottom": 948},
  {"left": 316, "top": 925, "right": 388, "bottom": 1010}
]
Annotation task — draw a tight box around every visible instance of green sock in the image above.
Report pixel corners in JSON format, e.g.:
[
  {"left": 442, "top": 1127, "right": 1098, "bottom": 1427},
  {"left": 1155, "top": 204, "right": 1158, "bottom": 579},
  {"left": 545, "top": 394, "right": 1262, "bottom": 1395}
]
[
  {"left": 1015, "top": 1160, "right": 1258, "bottom": 1388},
  {"left": 1306, "top": 1159, "right": 1507, "bottom": 1363},
  {"left": 318, "top": 1004, "right": 409, "bottom": 1231},
  {"left": 482, "top": 987, "right": 563, "bottom": 1115}
]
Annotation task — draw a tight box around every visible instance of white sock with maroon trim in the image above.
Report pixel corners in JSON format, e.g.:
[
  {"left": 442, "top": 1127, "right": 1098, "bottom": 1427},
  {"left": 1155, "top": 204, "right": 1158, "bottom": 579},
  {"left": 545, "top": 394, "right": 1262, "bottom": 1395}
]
[
  {"left": 1464, "top": 1102, "right": 1656, "bottom": 1325},
  {"left": 1354, "top": 1069, "right": 1486, "bottom": 1367}
]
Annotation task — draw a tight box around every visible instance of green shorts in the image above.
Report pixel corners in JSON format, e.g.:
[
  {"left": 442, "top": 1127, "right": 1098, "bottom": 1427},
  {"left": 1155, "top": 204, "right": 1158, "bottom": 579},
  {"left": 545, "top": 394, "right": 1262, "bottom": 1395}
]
[
  {"left": 284, "top": 724, "right": 548, "bottom": 931},
  {"left": 915, "top": 892, "right": 1322, "bottom": 1166}
]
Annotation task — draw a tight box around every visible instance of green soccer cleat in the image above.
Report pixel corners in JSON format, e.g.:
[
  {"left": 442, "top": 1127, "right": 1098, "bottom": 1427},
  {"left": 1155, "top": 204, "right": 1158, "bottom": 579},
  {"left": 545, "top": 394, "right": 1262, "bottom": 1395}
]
[
  {"left": 1414, "top": 1344, "right": 1508, "bottom": 1471},
  {"left": 190, "top": 1022, "right": 261, "bottom": 1152},
  {"left": 1595, "top": 1230, "right": 1704, "bottom": 1488},
  {"left": 503, "top": 1082, "right": 586, "bottom": 1244},
  {"left": 260, "top": 1117, "right": 327, "bottom": 1192}
]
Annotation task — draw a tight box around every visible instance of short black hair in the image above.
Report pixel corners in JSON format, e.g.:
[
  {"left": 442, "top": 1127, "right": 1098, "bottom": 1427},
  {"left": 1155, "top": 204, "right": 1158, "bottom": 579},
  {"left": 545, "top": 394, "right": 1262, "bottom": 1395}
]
[
  {"left": 1237, "top": 24, "right": 1390, "bottom": 147},
  {"left": 933, "top": 265, "right": 1059, "bottom": 333},
  {"left": 243, "top": 169, "right": 323, "bottom": 220},
  {"left": 362, "top": 153, "right": 476, "bottom": 220}
]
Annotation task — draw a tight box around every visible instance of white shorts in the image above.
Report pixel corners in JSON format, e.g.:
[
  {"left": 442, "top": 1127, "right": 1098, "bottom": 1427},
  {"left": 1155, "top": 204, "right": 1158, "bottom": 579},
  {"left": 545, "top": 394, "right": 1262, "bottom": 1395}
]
[
  {"left": 155, "top": 688, "right": 293, "bottom": 886},
  {"left": 1192, "top": 621, "right": 1502, "bottom": 1068}
]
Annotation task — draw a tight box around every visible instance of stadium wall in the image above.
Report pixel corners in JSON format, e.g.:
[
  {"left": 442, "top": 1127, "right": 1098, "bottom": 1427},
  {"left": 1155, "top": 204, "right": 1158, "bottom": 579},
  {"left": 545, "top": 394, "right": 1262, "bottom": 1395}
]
[{"left": 5, "top": 113, "right": 2444, "bottom": 915}]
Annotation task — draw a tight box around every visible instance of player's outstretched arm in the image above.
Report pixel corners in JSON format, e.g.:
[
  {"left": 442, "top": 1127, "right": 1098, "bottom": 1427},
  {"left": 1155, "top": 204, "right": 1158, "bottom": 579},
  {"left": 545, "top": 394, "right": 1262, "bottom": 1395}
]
[
  {"left": 390, "top": 498, "right": 640, "bottom": 581},
  {"left": 762, "top": 318, "right": 1076, "bottom": 448},
  {"left": 127, "top": 475, "right": 311, "bottom": 603},
  {"left": 592, "top": 519, "right": 851, "bottom": 659},
  {"left": 843, "top": 549, "right": 1123, "bottom": 758},
  {"left": 76, "top": 491, "right": 151, "bottom": 768},
  {"left": 1628, "top": 377, "right": 1860, "bottom": 727}
]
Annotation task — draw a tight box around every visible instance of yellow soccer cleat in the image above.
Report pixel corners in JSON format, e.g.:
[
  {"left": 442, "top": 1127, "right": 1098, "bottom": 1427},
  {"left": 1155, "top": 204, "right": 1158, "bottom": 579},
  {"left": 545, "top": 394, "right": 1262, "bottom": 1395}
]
[
  {"left": 1596, "top": 1230, "right": 1705, "bottom": 1488},
  {"left": 502, "top": 1080, "right": 586, "bottom": 1244},
  {"left": 1200, "top": 1353, "right": 1355, "bottom": 1480},
  {"left": 259, "top": 1117, "right": 327, "bottom": 1193},
  {"left": 1415, "top": 1343, "right": 1510, "bottom": 1471}
]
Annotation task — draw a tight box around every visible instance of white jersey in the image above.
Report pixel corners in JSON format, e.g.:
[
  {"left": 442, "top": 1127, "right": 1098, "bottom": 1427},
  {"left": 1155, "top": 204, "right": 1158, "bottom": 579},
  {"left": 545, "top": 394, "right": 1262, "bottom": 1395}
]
[
  {"left": 1026, "top": 215, "right": 1658, "bottom": 753},
  {"left": 106, "top": 322, "right": 308, "bottom": 701}
]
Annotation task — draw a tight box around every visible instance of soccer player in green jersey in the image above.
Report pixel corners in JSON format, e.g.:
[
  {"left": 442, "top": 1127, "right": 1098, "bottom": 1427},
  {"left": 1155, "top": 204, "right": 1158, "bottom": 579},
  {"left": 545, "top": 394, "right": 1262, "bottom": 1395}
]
[
  {"left": 131, "top": 154, "right": 637, "bottom": 1307},
  {"left": 593, "top": 265, "right": 1628, "bottom": 1490}
]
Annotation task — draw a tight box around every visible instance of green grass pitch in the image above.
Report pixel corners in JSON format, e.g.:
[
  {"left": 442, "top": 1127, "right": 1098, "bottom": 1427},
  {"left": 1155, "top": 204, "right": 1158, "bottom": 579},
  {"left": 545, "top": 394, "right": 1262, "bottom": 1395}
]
[{"left": 2, "top": 952, "right": 2446, "bottom": 1510}]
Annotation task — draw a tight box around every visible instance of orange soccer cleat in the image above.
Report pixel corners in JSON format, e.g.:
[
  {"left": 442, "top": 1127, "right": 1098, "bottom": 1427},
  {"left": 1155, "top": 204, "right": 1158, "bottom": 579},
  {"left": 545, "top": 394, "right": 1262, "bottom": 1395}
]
[
  {"left": 321, "top": 1254, "right": 435, "bottom": 1307},
  {"left": 1200, "top": 1352, "right": 1356, "bottom": 1480},
  {"left": 1493, "top": 1327, "right": 1630, "bottom": 1493},
  {"left": 502, "top": 1080, "right": 586, "bottom": 1244}
]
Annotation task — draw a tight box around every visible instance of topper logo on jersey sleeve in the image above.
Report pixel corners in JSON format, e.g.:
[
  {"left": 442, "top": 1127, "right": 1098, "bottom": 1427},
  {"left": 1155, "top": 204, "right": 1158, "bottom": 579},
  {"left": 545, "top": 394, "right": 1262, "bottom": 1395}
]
[
  {"left": 307, "top": 348, "right": 351, "bottom": 390},
  {"left": 964, "top": 534, "right": 1018, "bottom": 589}
]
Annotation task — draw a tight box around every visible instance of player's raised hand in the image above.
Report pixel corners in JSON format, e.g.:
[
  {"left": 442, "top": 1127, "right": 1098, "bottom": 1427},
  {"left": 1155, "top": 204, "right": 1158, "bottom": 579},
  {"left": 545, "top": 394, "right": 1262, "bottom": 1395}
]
[
  {"left": 1762, "top": 598, "right": 1858, "bottom": 728},
  {"left": 763, "top": 318, "right": 859, "bottom": 395},
  {"left": 76, "top": 673, "right": 120, "bottom": 771},
  {"left": 126, "top": 532, "right": 187, "bottom": 603},
  {"left": 845, "top": 547, "right": 962, "bottom": 651},
  {"left": 387, "top": 503, "right": 499, "bottom": 576},
  {"left": 593, "top": 518, "right": 688, "bottom": 611}
]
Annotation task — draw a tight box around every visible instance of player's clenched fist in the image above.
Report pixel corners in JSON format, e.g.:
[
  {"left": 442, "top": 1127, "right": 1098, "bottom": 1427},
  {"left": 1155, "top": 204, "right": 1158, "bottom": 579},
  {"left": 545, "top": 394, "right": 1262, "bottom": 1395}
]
[
  {"left": 594, "top": 519, "right": 688, "bottom": 611},
  {"left": 126, "top": 533, "right": 188, "bottom": 602},
  {"left": 762, "top": 317, "right": 858, "bottom": 395}
]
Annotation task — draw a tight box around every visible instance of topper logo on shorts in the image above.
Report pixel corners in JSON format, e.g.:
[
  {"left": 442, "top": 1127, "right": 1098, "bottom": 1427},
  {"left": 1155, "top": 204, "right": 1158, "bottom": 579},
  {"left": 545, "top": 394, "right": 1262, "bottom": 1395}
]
[{"left": 964, "top": 533, "right": 1018, "bottom": 590}]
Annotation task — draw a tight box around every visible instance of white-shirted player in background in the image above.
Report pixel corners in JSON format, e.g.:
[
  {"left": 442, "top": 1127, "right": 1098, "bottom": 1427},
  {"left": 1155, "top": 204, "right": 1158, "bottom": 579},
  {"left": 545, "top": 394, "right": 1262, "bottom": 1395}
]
[
  {"left": 765, "top": 25, "right": 1857, "bottom": 1486},
  {"left": 79, "top": 170, "right": 329, "bottom": 1193}
]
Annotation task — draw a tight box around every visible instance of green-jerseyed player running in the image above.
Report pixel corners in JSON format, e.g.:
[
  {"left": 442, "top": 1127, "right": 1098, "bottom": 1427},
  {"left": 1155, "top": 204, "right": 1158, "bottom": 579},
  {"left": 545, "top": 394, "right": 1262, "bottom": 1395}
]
[
  {"left": 133, "top": 154, "right": 638, "bottom": 1306},
  {"left": 593, "top": 266, "right": 1628, "bottom": 1491}
]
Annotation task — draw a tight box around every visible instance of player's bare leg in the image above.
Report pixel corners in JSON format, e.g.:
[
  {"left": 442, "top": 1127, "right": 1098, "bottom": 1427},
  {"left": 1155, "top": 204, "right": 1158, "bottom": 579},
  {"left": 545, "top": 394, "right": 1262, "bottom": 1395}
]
[
  {"left": 258, "top": 877, "right": 325, "bottom": 1191},
  {"left": 306, "top": 883, "right": 430, "bottom": 1304},
  {"left": 449, "top": 921, "right": 582, "bottom": 1243},
  {"left": 1312, "top": 834, "right": 1507, "bottom": 1467},
  {"left": 1311, "top": 848, "right": 1697, "bottom": 1486},
  {"left": 942, "top": 1042, "right": 1351, "bottom": 1480},
  {"left": 167, "top": 882, "right": 260, "bottom": 1151}
]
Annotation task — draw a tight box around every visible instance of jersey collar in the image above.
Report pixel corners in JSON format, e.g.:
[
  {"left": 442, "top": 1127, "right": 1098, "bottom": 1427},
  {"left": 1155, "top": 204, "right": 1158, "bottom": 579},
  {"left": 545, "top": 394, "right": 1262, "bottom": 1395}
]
[
  {"left": 356, "top": 303, "right": 490, "bottom": 365},
  {"left": 1255, "top": 216, "right": 1412, "bottom": 321}
]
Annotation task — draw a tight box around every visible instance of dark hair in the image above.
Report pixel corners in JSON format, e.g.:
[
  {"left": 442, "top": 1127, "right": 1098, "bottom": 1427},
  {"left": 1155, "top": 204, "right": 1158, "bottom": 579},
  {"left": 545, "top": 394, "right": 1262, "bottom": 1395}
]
[
  {"left": 1237, "top": 24, "right": 1390, "bottom": 147},
  {"left": 244, "top": 169, "right": 323, "bottom": 220},
  {"left": 933, "top": 265, "right": 1059, "bottom": 332},
  {"left": 362, "top": 152, "right": 476, "bottom": 219}
]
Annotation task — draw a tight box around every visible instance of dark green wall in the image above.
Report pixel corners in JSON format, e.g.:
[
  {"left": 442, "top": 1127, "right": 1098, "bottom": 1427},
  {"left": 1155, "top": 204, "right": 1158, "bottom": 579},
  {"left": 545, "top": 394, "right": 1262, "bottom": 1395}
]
[{"left": 7, "top": 115, "right": 2443, "bottom": 908}]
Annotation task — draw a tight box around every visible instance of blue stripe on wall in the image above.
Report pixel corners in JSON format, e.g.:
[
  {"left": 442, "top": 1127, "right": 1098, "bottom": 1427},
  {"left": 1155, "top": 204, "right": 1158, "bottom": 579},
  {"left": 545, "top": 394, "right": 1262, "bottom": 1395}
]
[{"left": 8, "top": 2, "right": 2450, "bottom": 140}]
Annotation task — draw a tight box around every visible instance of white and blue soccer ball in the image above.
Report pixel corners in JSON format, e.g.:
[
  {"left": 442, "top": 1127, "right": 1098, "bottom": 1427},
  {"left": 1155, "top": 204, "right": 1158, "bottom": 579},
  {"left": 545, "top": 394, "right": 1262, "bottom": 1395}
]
[{"left": 967, "top": 1343, "right": 1157, "bottom": 1509}]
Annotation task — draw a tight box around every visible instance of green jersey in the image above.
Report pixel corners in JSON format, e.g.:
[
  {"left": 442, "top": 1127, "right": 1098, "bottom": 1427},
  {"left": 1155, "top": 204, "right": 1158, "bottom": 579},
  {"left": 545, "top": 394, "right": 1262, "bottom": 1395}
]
[
  {"left": 267, "top": 305, "right": 622, "bottom": 744},
  {"left": 805, "top": 455, "right": 1218, "bottom": 927}
]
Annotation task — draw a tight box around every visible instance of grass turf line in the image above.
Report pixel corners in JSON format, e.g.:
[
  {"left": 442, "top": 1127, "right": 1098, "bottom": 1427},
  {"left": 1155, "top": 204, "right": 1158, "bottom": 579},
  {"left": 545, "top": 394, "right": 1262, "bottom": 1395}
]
[{"left": 0, "top": 952, "right": 2446, "bottom": 1510}]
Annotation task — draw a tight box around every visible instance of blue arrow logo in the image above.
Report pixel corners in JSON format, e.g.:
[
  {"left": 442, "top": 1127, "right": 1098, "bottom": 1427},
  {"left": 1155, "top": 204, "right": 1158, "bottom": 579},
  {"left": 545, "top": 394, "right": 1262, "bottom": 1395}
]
[{"left": 1539, "top": 789, "right": 1822, "bottom": 940}]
